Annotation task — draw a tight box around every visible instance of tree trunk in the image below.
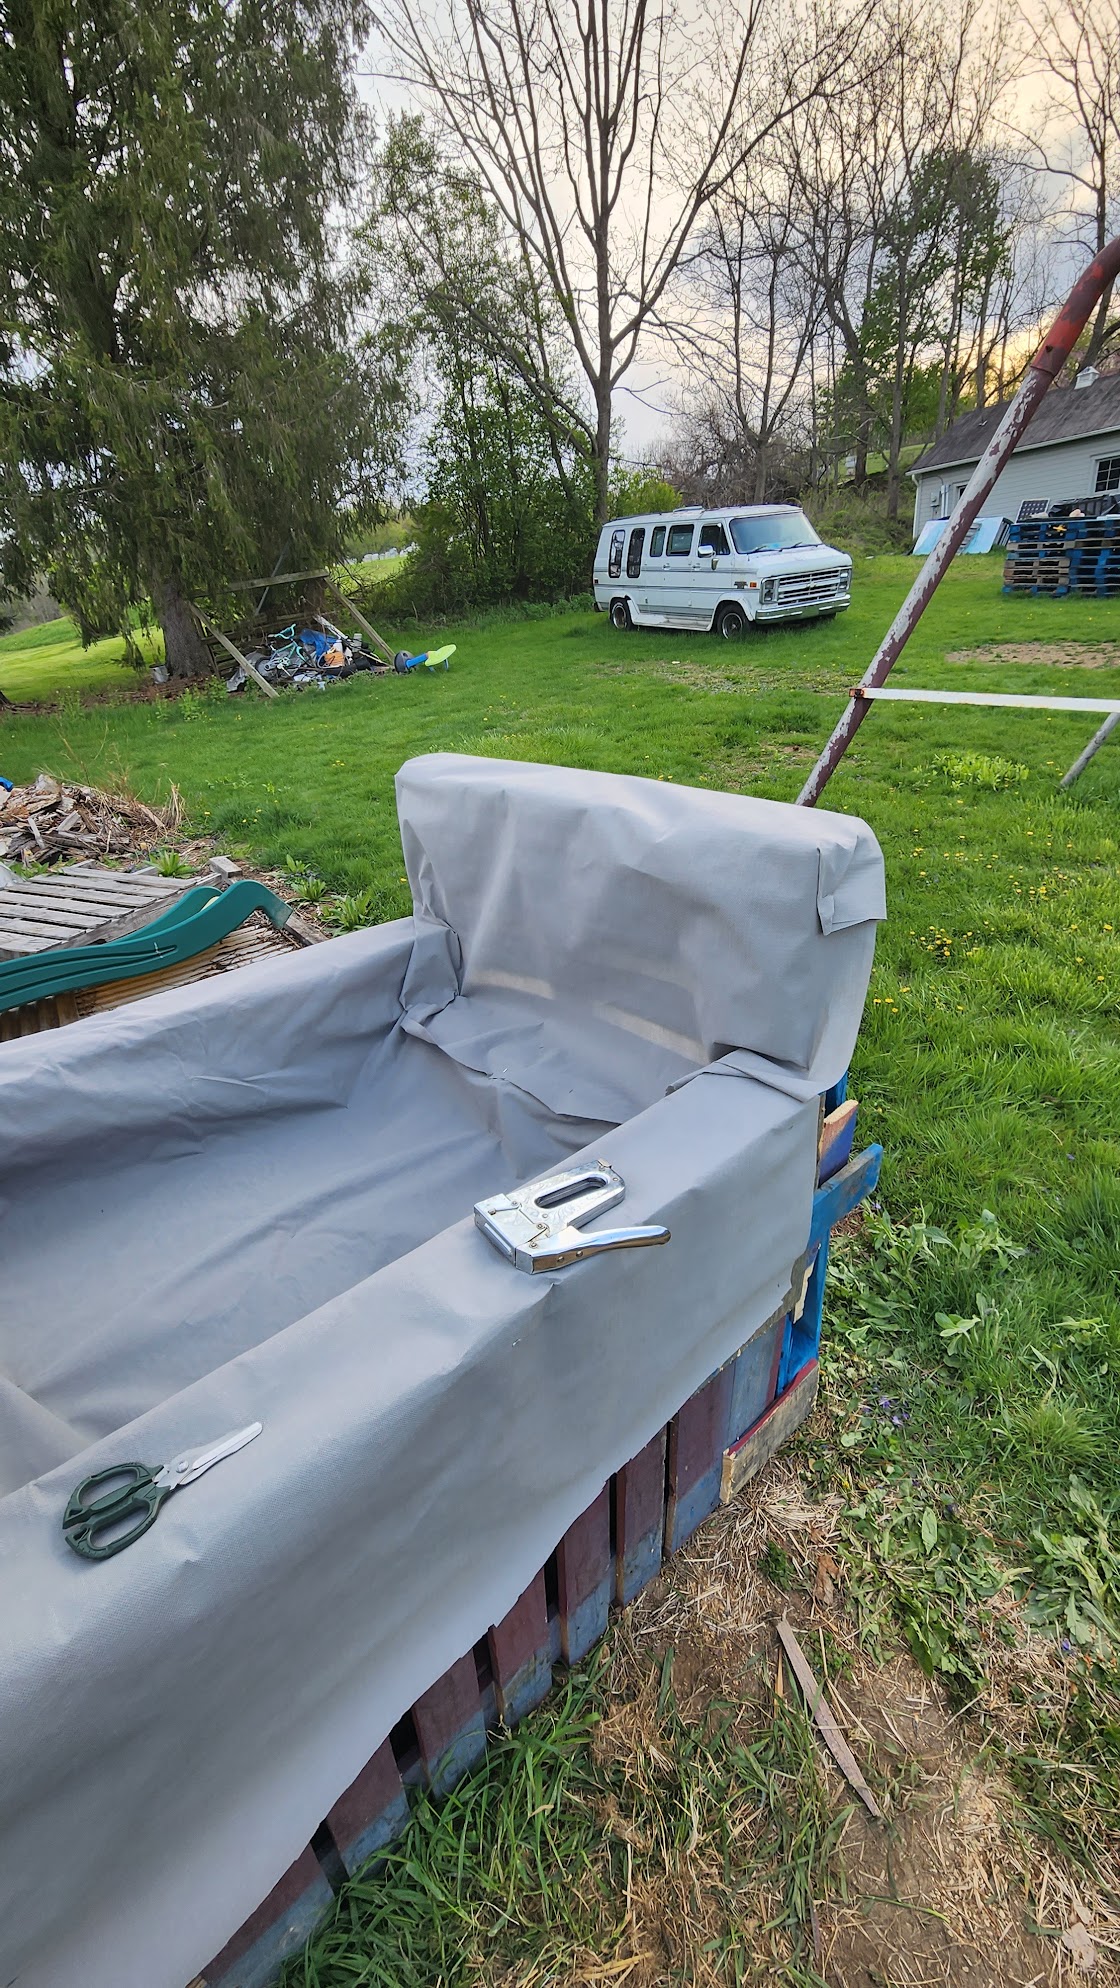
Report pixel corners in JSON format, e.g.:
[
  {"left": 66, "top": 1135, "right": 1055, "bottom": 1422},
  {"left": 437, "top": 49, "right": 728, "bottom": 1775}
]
[
  {"left": 154, "top": 576, "right": 214, "bottom": 678},
  {"left": 594, "top": 384, "right": 612, "bottom": 524}
]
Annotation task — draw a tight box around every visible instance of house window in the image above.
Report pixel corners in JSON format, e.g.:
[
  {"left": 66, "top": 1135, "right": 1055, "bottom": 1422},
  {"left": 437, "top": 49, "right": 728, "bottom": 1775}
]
[
  {"left": 1095, "top": 455, "right": 1120, "bottom": 493},
  {"left": 626, "top": 527, "right": 645, "bottom": 578},
  {"left": 649, "top": 525, "right": 666, "bottom": 556},
  {"left": 607, "top": 527, "right": 625, "bottom": 578},
  {"left": 666, "top": 524, "right": 694, "bottom": 556},
  {"left": 698, "top": 523, "right": 730, "bottom": 556}
]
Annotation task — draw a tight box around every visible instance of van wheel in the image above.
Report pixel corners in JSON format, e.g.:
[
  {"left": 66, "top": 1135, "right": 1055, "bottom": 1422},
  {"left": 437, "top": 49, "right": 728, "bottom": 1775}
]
[
  {"left": 609, "top": 598, "right": 633, "bottom": 630},
  {"left": 715, "top": 602, "right": 749, "bottom": 639}
]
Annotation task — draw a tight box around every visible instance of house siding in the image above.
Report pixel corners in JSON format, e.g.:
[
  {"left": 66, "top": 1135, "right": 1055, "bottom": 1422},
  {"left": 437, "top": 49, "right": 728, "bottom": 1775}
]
[{"left": 910, "top": 429, "right": 1120, "bottom": 539}]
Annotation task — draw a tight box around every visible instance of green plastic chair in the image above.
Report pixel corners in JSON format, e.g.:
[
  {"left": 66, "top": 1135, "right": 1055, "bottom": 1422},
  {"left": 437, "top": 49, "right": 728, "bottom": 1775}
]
[{"left": 0, "top": 880, "right": 293, "bottom": 1016}]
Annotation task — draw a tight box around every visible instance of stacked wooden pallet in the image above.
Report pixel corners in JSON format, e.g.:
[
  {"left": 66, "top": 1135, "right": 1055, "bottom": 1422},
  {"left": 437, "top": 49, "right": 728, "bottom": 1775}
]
[
  {"left": 0, "top": 911, "right": 307, "bottom": 1042},
  {"left": 0, "top": 865, "right": 196, "bottom": 960},
  {"left": 1004, "top": 511, "right": 1120, "bottom": 596}
]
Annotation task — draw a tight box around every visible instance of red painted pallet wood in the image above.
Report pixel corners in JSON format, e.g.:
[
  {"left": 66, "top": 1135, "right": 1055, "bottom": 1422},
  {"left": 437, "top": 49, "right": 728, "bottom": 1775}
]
[
  {"left": 412, "top": 1652, "right": 488, "bottom": 1795},
  {"left": 489, "top": 1572, "right": 552, "bottom": 1725},
  {"left": 325, "top": 1737, "right": 410, "bottom": 1878},
  {"left": 193, "top": 1845, "right": 334, "bottom": 1988},
  {"left": 664, "top": 1362, "right": 736, "bottom": 1555},
  {"left": 613, "top": 1427, "right": 667, "bottom": 1605},
  {"left": 555, "top": 1485, "right": 612, "bottom": 1664}
]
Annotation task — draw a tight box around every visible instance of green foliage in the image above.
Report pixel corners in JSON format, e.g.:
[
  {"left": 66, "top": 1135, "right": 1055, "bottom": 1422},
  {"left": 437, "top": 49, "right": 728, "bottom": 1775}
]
[
  {"left": 362, "top": 119, "right": 596, "bottom": 614},
  {"left": 608, "top": 467, "right": 681, "bottom": 518},
  {"left": 927, "top": 750, "right": 1030, "bottom": 790},
  {"left": 0, "top": 0, "right": 406, "bottom": 671},
  {"left": 823, "top": 148, "right": 1015, "bottom": 486},
  {"left": 801, "top": 490, "right": 913, "bottom": 555},
  {"left": 153, "top": 847, "right": 191, "bottom": 877}
]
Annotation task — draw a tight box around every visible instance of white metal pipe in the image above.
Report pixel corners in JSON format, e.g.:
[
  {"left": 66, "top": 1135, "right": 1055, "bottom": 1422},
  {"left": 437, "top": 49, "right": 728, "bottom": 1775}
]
[{"left": 849, "top": 688, "right": 1120, "bottom": 714}]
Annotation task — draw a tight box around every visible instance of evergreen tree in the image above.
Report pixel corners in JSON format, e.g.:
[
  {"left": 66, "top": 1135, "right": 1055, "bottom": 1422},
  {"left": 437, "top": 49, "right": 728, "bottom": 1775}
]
[{"left": 0, "top": 0, "right": 404, "bottom": 673}]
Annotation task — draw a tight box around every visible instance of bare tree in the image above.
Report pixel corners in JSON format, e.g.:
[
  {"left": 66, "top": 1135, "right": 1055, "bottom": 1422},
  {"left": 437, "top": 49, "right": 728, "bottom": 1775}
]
[
  {"left": 372, "top": 0, "right": 860, "bottom": 520},
  {"left": 1021, "top": 0, "right": 1120, "bottom": 364},
  {"left": 675, "top": 152, "right": 824, "bottom": 501},
  {"left": 785, "top": 0, "right": 1019, "bottom": 517}
]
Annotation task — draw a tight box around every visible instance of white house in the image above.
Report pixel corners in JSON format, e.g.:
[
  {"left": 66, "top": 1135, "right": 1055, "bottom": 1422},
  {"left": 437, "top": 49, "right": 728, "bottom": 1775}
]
[{"left": 909, "top": 371, "right": 1120, "bottom": 540}]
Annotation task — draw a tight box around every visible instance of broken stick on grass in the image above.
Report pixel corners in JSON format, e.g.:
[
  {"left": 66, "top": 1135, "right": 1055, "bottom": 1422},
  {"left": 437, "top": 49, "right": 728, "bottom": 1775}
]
[{"left": 776, "top": 1616, "right": 883, "bottom": 1820}]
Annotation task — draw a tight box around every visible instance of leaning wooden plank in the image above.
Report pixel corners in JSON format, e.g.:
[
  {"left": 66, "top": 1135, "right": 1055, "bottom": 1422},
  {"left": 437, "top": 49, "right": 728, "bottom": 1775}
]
[
  {"left": 775, "top": 1617, "right": 883, "bottom": 1820},
  {"left": 228, "top": 568, "right": 329, "bottom": 590},
  {"left": 322, "top": 576, "right": 396, "bottom": 663},
  {"left": 193, "top": 608, "right": 280, "bottom": 700}
]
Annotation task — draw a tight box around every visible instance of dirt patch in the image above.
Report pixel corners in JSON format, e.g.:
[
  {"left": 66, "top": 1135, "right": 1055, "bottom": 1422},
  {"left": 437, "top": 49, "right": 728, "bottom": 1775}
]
[
  {"left": 579, "top": 1469, "right": 1117, "bottom": 1987},
  {"left": 947, "top": 642, "right": 1120, "bottom": 671}
]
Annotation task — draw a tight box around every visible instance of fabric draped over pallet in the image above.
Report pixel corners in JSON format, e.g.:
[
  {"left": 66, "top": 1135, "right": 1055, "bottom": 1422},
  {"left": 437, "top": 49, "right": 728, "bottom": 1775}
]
[{"left": 0, "top": 755, "right": 884, "bottom": 1988}]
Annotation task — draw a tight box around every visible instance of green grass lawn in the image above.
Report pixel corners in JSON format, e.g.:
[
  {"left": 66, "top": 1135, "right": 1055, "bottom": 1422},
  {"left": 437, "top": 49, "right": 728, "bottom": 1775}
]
[
  {"left": 0, "top": 614, "right": 155, "bottom": 702},
  {"left": 4, "top": 553, "right": 1119, "bottom": 1978}
]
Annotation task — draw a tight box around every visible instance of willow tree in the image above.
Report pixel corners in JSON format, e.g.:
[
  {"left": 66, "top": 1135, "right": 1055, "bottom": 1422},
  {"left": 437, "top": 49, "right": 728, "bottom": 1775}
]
[{"left": 0, "top": 0, "right": 403, "bottom": 674}]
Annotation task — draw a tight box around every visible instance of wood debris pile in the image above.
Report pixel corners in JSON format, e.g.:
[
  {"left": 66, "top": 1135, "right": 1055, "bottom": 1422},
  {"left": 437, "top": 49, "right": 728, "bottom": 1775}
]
[{"left": 0, "top": 775, "right": 183, "bottom": 866}]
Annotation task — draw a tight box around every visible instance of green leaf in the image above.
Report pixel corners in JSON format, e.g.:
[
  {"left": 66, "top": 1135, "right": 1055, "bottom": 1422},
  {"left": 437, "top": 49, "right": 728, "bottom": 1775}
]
[{"left": 921, "top": 1508, "right": 938, "bottom": 1553}]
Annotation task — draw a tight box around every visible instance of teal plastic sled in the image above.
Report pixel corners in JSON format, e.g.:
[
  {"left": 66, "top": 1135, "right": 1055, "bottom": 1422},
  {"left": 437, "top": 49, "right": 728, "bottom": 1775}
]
[{"left": 0, "top": 880, "right": 292, "bottom": 1016}]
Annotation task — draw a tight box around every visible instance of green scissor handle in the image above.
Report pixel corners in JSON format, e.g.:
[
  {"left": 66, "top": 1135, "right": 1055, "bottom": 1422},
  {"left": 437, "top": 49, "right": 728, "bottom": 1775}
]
[{"left": 62, "top": 1462, "right": 173, "bottom": 1561}]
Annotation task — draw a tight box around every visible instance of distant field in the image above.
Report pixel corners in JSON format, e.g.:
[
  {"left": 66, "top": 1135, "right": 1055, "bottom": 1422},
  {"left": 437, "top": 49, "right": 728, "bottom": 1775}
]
[{"left": 0, "top": 615, "right": 155, "bottom": 703}]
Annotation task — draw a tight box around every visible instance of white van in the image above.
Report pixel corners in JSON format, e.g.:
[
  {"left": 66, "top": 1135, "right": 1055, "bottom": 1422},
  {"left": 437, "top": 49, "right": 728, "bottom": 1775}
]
[{"left": 593, "top": 504, "right": 852, "bottom": 635}]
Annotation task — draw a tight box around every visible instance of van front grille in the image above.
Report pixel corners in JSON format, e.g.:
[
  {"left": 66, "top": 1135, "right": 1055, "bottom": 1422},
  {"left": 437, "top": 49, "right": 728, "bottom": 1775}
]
[{"left": 774, "top": 569, "right": 844, "bottom": 606}]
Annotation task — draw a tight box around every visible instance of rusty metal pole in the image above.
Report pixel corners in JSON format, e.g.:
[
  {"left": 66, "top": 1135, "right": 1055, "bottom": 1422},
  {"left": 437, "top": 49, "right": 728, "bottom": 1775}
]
[{"left": 797, "top": 233, "right": 1120, "bottom": 807}]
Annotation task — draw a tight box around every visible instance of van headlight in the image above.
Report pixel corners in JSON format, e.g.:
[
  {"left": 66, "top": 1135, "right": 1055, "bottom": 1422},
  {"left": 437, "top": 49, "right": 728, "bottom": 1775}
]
[
  {"left": 760, "top": 578, "right": 776, "bottom": 604},
  {"left": 837, "top": 568, "right": 851, "bottom": 594}
]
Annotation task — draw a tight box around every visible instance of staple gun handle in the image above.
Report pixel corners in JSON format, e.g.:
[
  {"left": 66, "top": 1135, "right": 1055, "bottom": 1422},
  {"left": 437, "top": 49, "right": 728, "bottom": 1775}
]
[{"left": 536, "top": 1223, "right": 670, "bottom": 1271}]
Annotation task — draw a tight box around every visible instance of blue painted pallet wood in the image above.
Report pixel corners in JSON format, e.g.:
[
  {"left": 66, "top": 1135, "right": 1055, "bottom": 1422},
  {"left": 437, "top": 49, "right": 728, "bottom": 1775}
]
[
  {"left": 727, "top": 1309, "right": 786, "bottom": 1449},
  {"left": 489, "top": 1574, "right": 552, "bottom": 1726},
  {"left": 556, "top": 1487, "right": 613, "bottom": 1664},
  {"left": 325, "top": 1737, "right": 411, "bottom": 1879},
  {"left": 613, "top": 1429, "right": 668, "bottom": 1605},
  {"left": 664, "top": 1362, "right": 736, "bottom": 1555},
  {"left": 412, "top": 1652, "right": 488, "bottom": 1796},
  {"left": 197, "top": 1846, "right": 335, "bottom": 1988},
  {"left": 808, "top": 1144, "right": 883, "bottom": 1254}
]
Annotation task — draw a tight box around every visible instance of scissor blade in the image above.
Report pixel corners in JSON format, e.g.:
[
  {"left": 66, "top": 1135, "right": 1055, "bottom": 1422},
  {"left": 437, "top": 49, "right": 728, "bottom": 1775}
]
[{"left": 168, "top": 1422, "right": 263, "bottom": 1486}]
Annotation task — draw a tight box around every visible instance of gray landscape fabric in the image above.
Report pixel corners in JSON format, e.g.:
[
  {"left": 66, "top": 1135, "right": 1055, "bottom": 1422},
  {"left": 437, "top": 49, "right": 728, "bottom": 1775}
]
[{"left": 0, "top": 756, "right": 884, "bottom": 1988}]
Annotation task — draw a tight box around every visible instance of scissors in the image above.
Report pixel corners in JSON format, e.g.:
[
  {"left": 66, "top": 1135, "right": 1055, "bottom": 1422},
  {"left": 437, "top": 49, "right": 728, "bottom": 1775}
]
[{"left": 62, "top": 1423, "right": 262, "bottom": 1561}]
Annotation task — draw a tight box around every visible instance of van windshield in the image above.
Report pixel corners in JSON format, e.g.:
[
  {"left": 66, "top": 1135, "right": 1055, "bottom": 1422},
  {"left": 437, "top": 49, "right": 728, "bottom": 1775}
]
[{"left": 729, "top": 512, "right": 821, "bottom": 554}]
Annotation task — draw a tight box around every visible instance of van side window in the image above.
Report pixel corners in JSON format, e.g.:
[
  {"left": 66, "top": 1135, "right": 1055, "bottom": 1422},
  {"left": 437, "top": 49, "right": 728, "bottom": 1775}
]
[
  {"left": 626, "top": 527, "right": 645, "bottom": 577},
  {"left": 698, "top": 523, "right": 730, "bottom": 556},
  {"left": 666, "top": 524, "right": 693, "bottom": 556},
  {"left": 607, "top": 528, "right": 625, "bottom": 579},
  {"left": 649, "top": 526, "right": 666, "bottom": 556}
]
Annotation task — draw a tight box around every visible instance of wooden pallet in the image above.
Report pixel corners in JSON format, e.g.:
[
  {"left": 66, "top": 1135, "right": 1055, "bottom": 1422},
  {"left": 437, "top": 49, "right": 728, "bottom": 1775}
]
[
  {"left": 0, "top": 865, "right": 197, "bottom": 959},
  {"left": 0, "top": 912, "right": 309, "bottom": 1042},
  {"left": 187, "top": 1099, "right": 883, "bottom": 1988}
]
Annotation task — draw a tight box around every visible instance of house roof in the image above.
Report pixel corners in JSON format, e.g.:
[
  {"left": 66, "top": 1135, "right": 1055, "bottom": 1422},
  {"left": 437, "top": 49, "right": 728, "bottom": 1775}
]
[{"left": 911, "top": 373, "right": 1120, "bottom": 478}]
